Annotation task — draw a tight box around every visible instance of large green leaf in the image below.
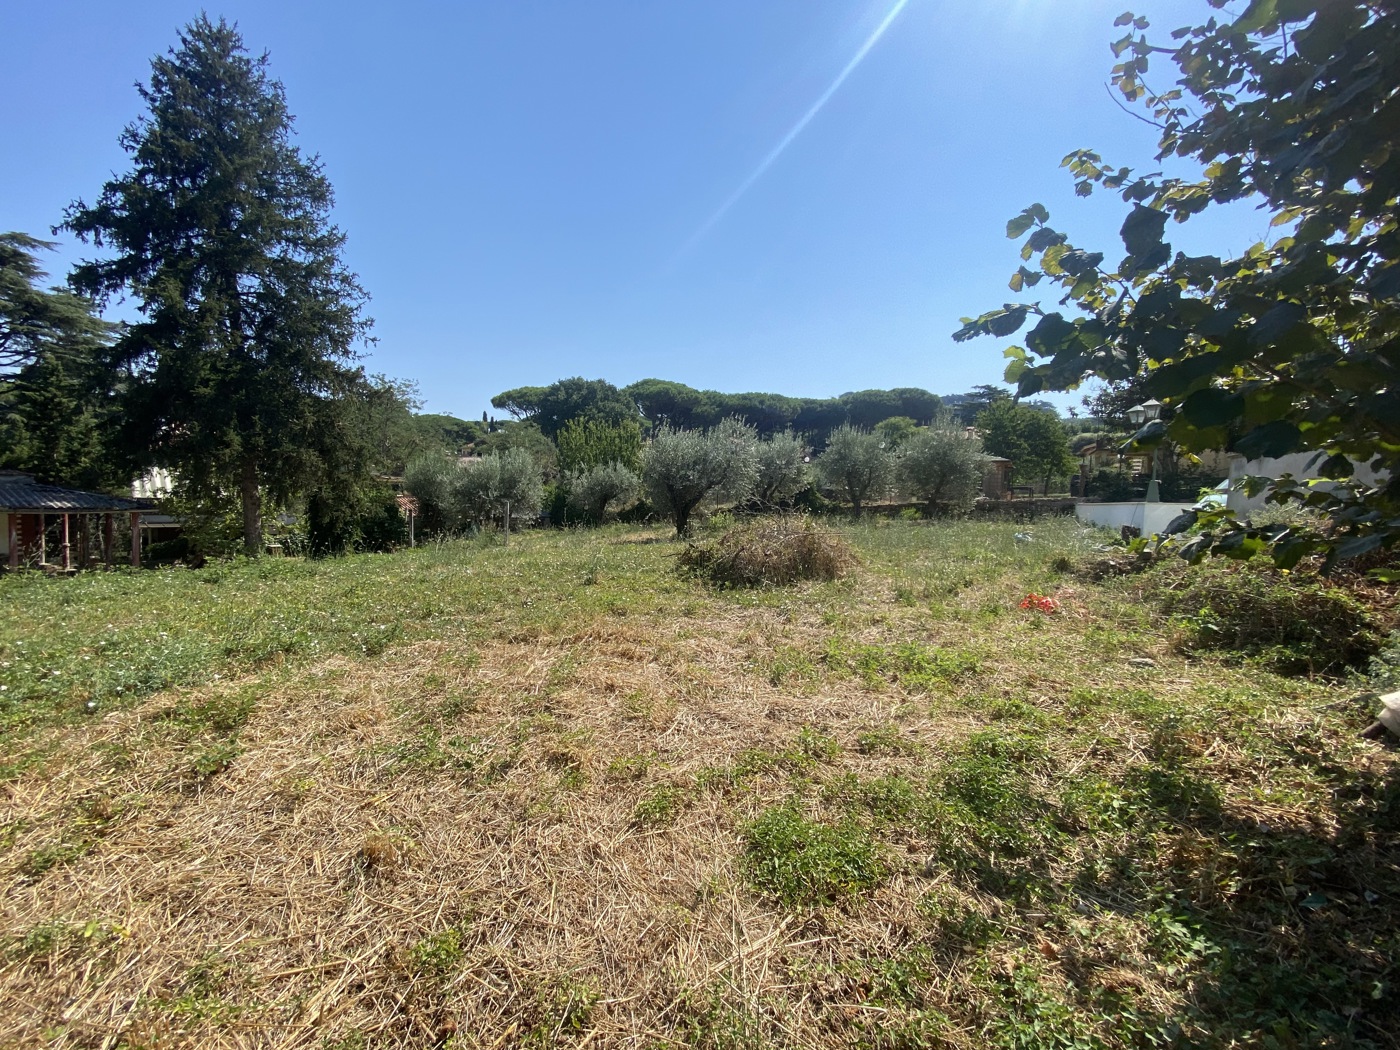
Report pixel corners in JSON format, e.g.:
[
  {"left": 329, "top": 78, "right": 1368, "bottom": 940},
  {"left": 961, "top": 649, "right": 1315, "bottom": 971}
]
[
  {"left": 1232, "top": 0, "right": 1279, "bottom": 33},
  {"left": 1334, "top": 533, "right": 1383, "bottom": 561},
  {"left": 1025, "top": 313, "right": 1076, "bottom": 355},
  {"left": 1119, "top": 205, "right": 1167, "bottom": 258},
  {"left": 1234, "top": 421, "right": 1304, "bottom": 460},
  {"left": 1180, "top": 388, "right": 1243, "bottom": 427},
  {"left": 987, "top": 306, "right": 1029, "bottom": 338},
  {"left": 1006, "top": 213, "right": 1036, "bottom": 239},
  {"left": 1248, "top": 302, "right": 1307, "bottom": 347}
]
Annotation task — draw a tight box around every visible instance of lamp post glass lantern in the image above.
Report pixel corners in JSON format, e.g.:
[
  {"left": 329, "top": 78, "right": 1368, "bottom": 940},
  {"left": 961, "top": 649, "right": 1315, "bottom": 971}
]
[{"left": 1127, "top": 401, "right": 1163, "bottom": 502}]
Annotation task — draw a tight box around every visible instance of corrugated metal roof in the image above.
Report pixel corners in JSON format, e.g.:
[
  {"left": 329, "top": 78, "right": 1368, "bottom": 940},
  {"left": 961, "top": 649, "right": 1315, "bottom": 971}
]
[{"left": 0, "top": 476, "right": 151, "bottom": 513}]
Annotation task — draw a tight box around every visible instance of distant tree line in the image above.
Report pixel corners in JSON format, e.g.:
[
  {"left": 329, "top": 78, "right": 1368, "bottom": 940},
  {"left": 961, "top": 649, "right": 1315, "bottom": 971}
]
[{"left": 492, "top": 378, "right": 957, "bottom": 441}]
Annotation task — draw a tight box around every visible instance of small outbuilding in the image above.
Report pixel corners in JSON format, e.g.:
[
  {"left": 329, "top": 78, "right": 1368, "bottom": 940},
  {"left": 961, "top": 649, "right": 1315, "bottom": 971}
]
[
  {"left": 980, "top": 455, "right": 1013, "bottom": 499},
  {"left": 0, "top": 471, "right": 154, "bottom": 570}
]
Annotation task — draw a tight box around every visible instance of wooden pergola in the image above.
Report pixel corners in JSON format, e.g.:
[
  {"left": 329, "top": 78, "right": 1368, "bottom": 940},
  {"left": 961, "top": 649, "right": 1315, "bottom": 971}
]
[{"left": 0, "top": 472, "right": 155, "bottom": 570}]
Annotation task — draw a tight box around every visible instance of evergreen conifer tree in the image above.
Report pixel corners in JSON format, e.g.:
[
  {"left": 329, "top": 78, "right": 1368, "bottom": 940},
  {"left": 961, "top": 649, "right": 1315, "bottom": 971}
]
[{"left": 62, "top": 16, "right": 373, "bottom": 553}]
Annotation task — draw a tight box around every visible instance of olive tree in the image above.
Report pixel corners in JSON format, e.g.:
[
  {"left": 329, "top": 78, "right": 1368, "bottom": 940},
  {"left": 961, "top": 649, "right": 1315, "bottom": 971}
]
[
  {"left": 754, "top": 431, "right": 809, "bottom": 507},
  {"left": 404, "top": 453, "right": 461, "bottom": 535},
  {"left": 456, "top": 448, "right": 543, "bottom": 530},
  {"left": 897, "top": 426, "right": 985, "bottom": 515},
  {"left": 568, "top": 461, "right": 642, "bottom": 523},
  {"left": 642, "top": 418, "right": 759, "bottom": 536},
  {"left": 815, "top": 425, "right": 894, "bottom": 516}
]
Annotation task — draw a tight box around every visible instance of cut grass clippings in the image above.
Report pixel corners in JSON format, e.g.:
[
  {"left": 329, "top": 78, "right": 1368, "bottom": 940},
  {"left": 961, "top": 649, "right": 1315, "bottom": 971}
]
[
  {"left": 0, "top": 517, "right": 1396, "bottom": 1049},
  {"left": 678, "top": 515, "right": 856, "bottom": 588}
]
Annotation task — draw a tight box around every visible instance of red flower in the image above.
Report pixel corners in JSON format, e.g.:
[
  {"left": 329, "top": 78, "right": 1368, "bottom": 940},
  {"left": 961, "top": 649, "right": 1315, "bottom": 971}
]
[{"left": 1020, "top": 593, "right": 1060, "bottom": 613}]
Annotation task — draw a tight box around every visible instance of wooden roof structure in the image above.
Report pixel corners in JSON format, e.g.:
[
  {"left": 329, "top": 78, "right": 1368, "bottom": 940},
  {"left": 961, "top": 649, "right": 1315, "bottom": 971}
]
[
  {"left": 1, "top": 472, "right": 155, "bottom": 570},
  {"left": 0, "top": 472, "right": 150, "bottom": 514}
]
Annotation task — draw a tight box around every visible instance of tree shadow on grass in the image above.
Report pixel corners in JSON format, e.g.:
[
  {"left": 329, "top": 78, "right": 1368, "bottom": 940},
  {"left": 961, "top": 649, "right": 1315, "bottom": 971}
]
[{"left": 1057, "top": 752, "right": 1400, "bottom": 1048}]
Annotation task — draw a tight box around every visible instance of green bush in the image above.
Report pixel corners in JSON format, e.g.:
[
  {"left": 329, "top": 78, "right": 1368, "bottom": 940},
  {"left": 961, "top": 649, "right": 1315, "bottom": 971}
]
[
  {"left": 753, "top": 431, "right": 809, "bottom": 507},
  {"left": 642, "top": 418, "right": 759, "bottom": 536},
  {"left": 815, "top": 425, "right": 894, "bottom": 515},
  {"left": 1156, "top": 563, "right": 1383, "bottom": 675},
  {"left": 306, "top": 490, "right": 406, "bottom": 557},
  {"left": 567, "top": 461, "right": 641, "bottom": 523}
]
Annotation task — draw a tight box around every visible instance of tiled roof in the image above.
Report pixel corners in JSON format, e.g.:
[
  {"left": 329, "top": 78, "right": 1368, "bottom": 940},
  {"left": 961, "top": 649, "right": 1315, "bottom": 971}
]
[{"left": 0, "top": 474, "right": 151, "bottom": 513}]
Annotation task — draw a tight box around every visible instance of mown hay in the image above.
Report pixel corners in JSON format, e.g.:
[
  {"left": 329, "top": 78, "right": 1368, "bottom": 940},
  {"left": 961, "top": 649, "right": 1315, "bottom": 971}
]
[
  {"left": 678, "top": 516, "right": 856, "bottom": 587},
  {"left": 1149, "top": 560, "right": 1385, "bottom": 675}
]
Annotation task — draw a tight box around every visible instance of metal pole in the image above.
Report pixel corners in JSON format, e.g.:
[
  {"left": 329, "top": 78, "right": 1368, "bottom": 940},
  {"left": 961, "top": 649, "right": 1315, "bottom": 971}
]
[
  {"left": 503, "top": 500, "right": 510, "bottom": 547},
  {"left": 1145, "top": 445, "right": 1161, "bottom": 503}
]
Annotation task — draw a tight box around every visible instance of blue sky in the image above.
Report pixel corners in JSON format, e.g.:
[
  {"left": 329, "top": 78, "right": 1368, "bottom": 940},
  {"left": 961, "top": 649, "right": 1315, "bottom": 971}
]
[{"left": 2, "top": 1, "right": 1269, "bottom": 419}]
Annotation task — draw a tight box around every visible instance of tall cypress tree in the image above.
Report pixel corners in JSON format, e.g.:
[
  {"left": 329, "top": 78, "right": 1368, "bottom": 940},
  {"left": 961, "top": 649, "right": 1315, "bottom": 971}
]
[{"left": 62, "top": 16, "right": 373, "bottom": 554}]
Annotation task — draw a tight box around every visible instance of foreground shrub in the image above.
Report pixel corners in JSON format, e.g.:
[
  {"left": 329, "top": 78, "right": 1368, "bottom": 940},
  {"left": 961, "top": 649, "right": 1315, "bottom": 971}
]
[
  {"left": 642, "top": 418, "right": 759, "bottom": 536},
  {"left": 1155, "top": 562, "right": 1383, "bottom": 675},
  {"left": 567, "top": 461, "right": 641, "bottom": 523},
  {"left": 678, "top": 516, "right": 856, "bottom": 587}
]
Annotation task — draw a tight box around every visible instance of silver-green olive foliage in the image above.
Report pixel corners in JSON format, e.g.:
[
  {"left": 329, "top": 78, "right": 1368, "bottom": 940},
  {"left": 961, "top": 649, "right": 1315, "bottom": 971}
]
[
  {"left": 403, "top": 453, "right": 461, "bottom": 534},
  {"left": 897, "top": 427, "right": 985, "bottom": 514},
  {"left": 816, "top": 425, "right": 894, "bottom": 515},
  {"left": 568, "top": 461, "right": 642, "bottom": 522},
  {"left": 754, "top": 431, "right": 810, "bottom": 507},
  {"left": 954, "top": 0, "right": 1400, "bottom": 570},
  {"left": 642, "top": 418, "right": 759, "bottom": 536},
  {"left": 455, "top": 448, "right": 543, "bottom": 524}
]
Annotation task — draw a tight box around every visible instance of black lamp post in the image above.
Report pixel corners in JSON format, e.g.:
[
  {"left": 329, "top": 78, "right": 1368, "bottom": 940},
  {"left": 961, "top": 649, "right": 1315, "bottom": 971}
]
[{"left": 1126, "top": 400, "right": 1163, "bottom": 502}]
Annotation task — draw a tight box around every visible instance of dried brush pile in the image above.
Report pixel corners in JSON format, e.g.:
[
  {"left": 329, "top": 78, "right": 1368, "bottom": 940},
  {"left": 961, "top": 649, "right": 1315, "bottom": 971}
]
[
  {"left": 678, "top": 516, "right": 856, "bottom": 587},
  {"left": 1149, "top": 560, "right": 1386, "bottom": 675}
]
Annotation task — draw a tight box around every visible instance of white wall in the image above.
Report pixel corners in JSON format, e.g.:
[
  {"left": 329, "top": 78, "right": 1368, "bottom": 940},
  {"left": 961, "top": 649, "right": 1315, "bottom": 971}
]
[
  {"left": 1226, "top": 452, "right": 1388, "bottom": 515},
  {"left": 1076, "top": 501, "right": 1196, "bottom": 536}
]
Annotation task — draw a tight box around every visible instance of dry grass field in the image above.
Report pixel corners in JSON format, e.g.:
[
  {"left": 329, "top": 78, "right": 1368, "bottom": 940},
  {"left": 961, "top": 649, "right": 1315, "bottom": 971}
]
[{"left": 1, "top": 518, "right": 1396, "bottom": 1049}]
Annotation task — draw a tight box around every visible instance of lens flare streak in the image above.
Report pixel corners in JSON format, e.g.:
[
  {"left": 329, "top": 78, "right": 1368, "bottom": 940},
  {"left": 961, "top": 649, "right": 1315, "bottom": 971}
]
[{"left": 674, "top": 0, "right": 913, "bottom": 263}]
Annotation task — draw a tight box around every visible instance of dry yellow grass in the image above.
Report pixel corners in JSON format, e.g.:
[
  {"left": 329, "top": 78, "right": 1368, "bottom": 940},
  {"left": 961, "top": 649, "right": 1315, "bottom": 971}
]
[
  {"left": 1, "top": 520, "right": 1395, "bottom": 1048},
  {"left": 1, "top": 618, "right": 980, "bottom": 1048}
]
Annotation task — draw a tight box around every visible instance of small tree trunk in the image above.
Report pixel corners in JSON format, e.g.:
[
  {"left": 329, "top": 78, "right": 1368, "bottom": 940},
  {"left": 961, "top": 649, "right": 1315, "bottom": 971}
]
[
  {"left": 674, "top": 504, "right": 692, "bottom": 538},
  {"left": 240, "top": 459, "right": 262, "bottom": 556},
  {"left": 851, "top": 497, "right": 862, "bottom": 518}
]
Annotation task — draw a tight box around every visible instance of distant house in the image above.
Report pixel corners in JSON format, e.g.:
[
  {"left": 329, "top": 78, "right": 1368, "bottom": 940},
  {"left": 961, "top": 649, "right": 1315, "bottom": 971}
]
[
  {"left": 396, "top": 493, "right": 420, "bottom": 546},
  {"left": 960, "top": 427, "right": 1015, "bottom": 499},
  {"left": 980, "top": 455, "right": 1013, "bottom": 499},
  {"left": 1076, "top": 441, "right": 1148, "bottom": 475},
  {"left": 0, "top": 471, "right": 154, "bottom": 570}
]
